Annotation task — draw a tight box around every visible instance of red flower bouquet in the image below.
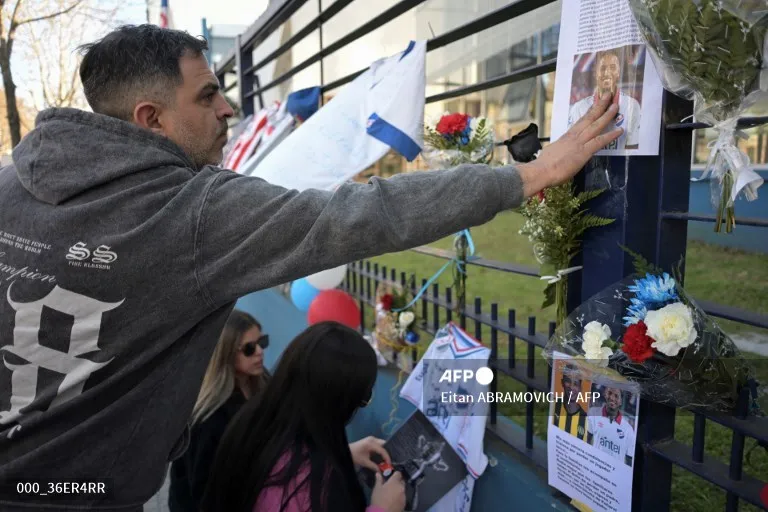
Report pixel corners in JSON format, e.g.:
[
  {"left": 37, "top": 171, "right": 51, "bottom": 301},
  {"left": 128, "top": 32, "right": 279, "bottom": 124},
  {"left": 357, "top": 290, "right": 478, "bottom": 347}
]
[{"left": 422, "top": 112, "right": 493, "bottom": 169}]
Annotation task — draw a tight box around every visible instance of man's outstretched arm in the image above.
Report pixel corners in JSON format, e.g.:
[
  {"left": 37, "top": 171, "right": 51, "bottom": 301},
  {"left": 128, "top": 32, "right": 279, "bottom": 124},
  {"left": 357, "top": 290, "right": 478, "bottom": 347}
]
[{"left": 194, "top": 95, "right": 622, "bottom": 306}]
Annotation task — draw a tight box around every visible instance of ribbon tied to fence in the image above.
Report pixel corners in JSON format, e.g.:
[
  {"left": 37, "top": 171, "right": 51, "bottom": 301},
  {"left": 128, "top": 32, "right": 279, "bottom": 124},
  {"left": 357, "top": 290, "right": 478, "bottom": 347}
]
[
  {"left": 539, "top": 265, "right": 583, "bottom": 284},
  {"left": 392, "top": 229, "right": 475, "bottom": 313}
]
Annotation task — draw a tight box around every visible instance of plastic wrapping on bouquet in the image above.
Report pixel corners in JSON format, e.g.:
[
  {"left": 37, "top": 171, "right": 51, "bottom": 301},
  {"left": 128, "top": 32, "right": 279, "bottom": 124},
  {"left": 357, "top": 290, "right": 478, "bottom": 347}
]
[{"left": 544, "top": 273, "right": 759, "bottom": 414}]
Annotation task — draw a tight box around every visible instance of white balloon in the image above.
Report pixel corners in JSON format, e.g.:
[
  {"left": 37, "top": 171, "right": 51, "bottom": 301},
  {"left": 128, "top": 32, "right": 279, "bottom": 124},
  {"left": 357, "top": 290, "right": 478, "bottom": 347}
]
[{"left": 306, "top": 265, "right": 347, "bottom": 290}]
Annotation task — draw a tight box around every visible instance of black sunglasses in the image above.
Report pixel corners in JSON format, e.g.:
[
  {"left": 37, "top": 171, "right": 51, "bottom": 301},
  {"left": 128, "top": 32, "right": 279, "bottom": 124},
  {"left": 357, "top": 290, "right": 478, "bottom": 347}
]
[{"left": 241, "top": 335, "right": 269, "bottom": 357}]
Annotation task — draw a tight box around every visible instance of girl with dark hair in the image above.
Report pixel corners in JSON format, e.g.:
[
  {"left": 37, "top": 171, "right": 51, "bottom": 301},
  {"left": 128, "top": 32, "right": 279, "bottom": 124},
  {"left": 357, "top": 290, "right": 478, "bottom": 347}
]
[
  {"left": 202, "top": 321, "right": 405, "bottom": 512},
  {"left": 169, "top": 310, "right": 270, "bottom": 511}
]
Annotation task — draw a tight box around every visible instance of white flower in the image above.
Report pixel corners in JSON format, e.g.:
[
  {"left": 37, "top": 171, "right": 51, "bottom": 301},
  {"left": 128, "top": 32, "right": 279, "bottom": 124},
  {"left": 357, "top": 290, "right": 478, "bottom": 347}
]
[
  {"left": 469, "top": 117, "right": 481, "bottom": 133},
  {"left": 583, "top": 321, "right": 610, "bottom": 347},
  {"left": 644, "top": 302, "right": 697, "bottom": 357},
  {"left": 398, "top": 311, "right": 415, "bottom": 329},
  {"left": 582, "top": 321, "right": 613, "bottom": 366}
]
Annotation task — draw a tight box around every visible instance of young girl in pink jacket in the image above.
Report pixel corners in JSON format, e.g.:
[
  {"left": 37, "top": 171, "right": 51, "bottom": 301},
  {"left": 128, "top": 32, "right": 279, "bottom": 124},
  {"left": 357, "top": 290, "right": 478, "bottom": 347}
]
[{"left": 202, "top": 321, "right": 405, "bottom": 512}]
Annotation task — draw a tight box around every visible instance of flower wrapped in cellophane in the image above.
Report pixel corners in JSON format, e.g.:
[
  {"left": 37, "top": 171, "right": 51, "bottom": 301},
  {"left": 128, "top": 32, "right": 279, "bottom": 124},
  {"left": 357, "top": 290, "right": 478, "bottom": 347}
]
[
  {"left": 373, "top": 282, "right": 420, "bottom": 351},
  {"left": 545, "top": 252, "right": 760, "bottom": 414},
  {"left": 628, "top": 0, "right": 767, "bottom": 232},
  {"left": 422, "top": 113, "right": 494, "bottom": 169},
  {"left": 421, "top": 112, "right": 493, "bottom": 315}
]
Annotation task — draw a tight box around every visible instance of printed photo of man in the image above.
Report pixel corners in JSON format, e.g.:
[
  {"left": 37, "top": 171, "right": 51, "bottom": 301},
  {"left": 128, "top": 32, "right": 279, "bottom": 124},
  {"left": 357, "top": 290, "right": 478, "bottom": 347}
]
[
  {"left": 552, "top": 363, "right": 589, "bottom": 443},
  {"left": 587, "top": 386, "right": 637, "bottom": 467},
  {"left": 568, "top": 47, "right": 642, "bottom": 151}
]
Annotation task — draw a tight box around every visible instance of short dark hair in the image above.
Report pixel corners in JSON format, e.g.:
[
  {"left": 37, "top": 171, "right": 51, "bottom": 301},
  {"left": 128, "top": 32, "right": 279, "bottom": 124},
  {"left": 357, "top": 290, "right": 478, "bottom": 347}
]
[
  {"left": 78, "top": 25, "right": 209, "bottom": 120},
  {"left": 595, "top": 49, "right": 621, "bottom": 68},
  {"left": 562, "top": 363, "right": 582, "bottom": 382}
]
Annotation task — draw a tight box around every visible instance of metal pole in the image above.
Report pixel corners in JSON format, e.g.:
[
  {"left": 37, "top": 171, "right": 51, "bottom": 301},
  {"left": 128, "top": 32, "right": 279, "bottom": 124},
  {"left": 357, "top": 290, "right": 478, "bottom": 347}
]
[
  {"left": 318, "top": 0, "right": 325, "bottom": 91},
  {"left": 235, "top": 34, "right": 255, "bottom": 118},
  {"left": 201, "top": 18, "right": 211, "bottom": 64},
  {"left": 535, "top": 31, "right": 546, "bottom": 132},
  {"left": 573, "top": 91, "right": 693, "bottom": 512}
]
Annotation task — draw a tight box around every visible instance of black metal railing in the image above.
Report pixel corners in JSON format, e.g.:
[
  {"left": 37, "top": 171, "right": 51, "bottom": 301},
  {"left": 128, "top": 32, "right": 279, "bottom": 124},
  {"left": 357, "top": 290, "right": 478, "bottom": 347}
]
[{"left": 215, "top": 0, "right": 768, "bottom": 510}]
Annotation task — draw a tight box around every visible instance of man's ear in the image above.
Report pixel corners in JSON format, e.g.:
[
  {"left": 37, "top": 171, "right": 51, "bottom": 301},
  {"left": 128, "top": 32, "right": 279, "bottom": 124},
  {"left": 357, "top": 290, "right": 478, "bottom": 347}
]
[{"left": 133, "top": 102, "right": 165, "bottom": 135}]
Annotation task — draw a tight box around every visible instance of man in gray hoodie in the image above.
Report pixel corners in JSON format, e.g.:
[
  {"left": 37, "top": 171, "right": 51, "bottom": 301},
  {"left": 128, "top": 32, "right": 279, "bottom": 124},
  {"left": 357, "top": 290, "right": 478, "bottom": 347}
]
[{"left": 0, "top": 25, "right": 621, "bottom": 510}]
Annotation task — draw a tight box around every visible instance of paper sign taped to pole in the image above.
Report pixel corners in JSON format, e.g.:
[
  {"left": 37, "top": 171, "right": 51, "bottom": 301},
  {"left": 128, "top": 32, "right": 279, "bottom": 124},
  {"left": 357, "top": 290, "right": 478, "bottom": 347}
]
[
  {"left": 246, "top": 41, "right": 426, "bottom": 191},
  {"left": 551, "top": 0, "right": 663, "bottom": 156},
  {"left": 547, "top": 352, "right": 640, "bottom": 512}
]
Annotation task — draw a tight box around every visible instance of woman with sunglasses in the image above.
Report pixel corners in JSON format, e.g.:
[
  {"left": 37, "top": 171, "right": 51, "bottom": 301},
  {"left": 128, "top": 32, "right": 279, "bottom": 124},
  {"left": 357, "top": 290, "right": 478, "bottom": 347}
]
[
  {"left": 169, "top": 310, "right": 271, "bottom": 512},
  {"left": 201, "top": 321, "right": 406, "bottom": 512}
]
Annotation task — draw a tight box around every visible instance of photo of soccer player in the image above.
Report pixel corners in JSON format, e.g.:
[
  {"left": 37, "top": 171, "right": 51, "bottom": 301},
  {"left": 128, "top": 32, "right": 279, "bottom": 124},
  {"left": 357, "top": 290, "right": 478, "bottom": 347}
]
[
  {"left": 567, "top": 44, "right": 645, "bottom": 151},
  {"left": 587, "top": 384, "right": 639, "bottom": 468},
  {"left": 551, "top": 361, "right": 591, "bottom": 443}
]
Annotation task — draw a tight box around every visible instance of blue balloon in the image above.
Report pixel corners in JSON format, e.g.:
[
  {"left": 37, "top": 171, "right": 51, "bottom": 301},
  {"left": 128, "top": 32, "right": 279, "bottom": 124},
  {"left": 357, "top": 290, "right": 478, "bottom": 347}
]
[
  {"left": 405, "top": 331, "right": 420, "bottom": 345},
  {"left": 291, "top": 278, "right": 320, "bottom": 312}
]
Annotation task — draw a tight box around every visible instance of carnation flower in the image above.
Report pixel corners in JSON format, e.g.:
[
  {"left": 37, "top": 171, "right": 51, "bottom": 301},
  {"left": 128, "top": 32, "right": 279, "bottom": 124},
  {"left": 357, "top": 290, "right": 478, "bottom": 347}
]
[
  {"left": 436, "top": 113, "right": 469, "bottom": 136},
  {"left": 622, "top": 321, "right": 655, "bottom": 363},
  {"left": 644, "top": 302, "right": 698, "bottom": 357},
  {"left": 582, "top": 321, "right": 613, "bottom": 366},
  {"left": 398, "top": 311, "right": 415, "bottom": 329}
]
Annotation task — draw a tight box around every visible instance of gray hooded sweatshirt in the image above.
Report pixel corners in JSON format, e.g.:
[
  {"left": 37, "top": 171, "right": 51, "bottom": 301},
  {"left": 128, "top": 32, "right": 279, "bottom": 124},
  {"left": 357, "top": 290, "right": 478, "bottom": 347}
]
[{"left": 0, "top": 108, "right": 524, "bottom": 510}]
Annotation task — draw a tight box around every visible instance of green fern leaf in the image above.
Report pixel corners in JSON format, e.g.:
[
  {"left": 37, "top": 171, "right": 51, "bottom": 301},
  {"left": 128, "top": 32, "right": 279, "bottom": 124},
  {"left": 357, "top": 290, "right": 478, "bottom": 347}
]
[
  {"left": 575, "top": 188, "right": 606, "bottom": 204},
  {"left": 619, "top": 244, "right": 661, "bottom": 276}
]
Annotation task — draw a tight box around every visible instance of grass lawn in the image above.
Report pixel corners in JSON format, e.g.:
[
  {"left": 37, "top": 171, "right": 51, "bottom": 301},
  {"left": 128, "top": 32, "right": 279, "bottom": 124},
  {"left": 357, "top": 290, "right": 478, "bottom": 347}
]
[{"left": 364, "top": 210, "right": 768, "bottom": 512}]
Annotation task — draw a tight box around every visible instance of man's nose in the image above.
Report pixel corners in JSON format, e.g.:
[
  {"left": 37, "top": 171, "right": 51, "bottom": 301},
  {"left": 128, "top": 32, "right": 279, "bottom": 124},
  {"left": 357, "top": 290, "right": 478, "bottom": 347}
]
[{"left": 218, "top": 95, "right": 235, "bottom": 119}]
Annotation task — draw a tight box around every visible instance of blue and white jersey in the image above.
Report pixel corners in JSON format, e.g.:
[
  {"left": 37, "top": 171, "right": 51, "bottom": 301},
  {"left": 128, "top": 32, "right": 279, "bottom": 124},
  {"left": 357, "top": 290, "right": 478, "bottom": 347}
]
[
  {"left": 400, "top": 323, "right": 491, "bottom": 512},
  {"left": 568, "top": 91, "right": 641, "bottom": 150},
  {"left": 587, "top": 406, "right": 636, "bottom": 462}
]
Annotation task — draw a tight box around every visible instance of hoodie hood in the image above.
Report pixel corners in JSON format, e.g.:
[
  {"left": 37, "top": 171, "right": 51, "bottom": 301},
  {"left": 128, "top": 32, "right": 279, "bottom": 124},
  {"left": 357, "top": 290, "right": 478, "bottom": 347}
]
[{"left": 12, "top": 108, "right": 195, "bottom": 205}]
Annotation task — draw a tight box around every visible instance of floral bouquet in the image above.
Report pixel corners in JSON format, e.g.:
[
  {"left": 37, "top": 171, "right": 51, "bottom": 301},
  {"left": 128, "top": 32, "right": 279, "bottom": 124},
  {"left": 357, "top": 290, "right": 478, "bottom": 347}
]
[
  {"left": 374, "top": 282, "right": 421, "bottom": 350},
  {"left": 422, "top": 113, "right": 494, "bottom": 169},
  {"left": 629, "top": 0, "right": 767, "bottom": 232},
  {"left": 422, "top": 112, "right": 494, "bottom": 315},
  {"left": 545, "top": 250, "right": 758, "bottom": 413},
  {"left": 517, "top": 182, "right": 614, "bottom": 327}
]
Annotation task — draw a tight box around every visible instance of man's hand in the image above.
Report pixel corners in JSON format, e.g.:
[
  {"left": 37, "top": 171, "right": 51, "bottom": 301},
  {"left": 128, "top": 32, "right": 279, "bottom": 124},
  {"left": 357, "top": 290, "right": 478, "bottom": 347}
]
[
  {"left": 349, "top": 436, "right": 391, "bottom": 471},
  {"left": 518, "top": 94, "right": 623, "bottom": 198}
]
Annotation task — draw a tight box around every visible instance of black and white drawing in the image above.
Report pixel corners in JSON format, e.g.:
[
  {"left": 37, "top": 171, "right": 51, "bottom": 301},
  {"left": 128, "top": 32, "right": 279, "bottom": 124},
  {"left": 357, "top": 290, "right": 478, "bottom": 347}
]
[
  {"left": 360, "top": 410, "right": 466, "bottom": 512},
  {"left": 392, "top": 435, "right": 450, "bottom": 510}
]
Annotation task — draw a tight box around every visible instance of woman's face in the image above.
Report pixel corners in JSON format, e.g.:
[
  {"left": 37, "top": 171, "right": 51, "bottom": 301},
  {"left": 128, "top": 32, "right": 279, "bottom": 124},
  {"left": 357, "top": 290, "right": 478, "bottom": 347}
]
[{"left": 234, "top": 326, "right": 265, "bottom": 377}]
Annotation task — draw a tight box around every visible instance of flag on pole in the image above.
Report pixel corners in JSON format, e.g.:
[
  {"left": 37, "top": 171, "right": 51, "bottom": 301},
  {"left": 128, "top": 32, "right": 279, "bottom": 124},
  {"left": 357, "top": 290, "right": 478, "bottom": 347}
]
[{"left": 159, "top": 0, "right": 169, "bottom": 28}]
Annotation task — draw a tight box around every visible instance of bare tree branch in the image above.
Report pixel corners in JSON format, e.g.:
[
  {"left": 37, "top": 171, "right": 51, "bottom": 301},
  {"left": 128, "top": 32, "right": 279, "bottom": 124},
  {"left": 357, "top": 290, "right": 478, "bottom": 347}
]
[
  {"left": 0, "top": 0, "right": 103, "bottom": 145},
  {"left": 12, "top": 0, "right": 82, "bottom": 29},
  {"left": 9, "top": 1, "right": 23, "bottom": 30}
]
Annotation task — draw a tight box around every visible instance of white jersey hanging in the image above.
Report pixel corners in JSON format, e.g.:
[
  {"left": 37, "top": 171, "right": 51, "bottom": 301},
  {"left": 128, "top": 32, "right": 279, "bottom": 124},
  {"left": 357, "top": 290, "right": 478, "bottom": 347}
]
[
  {"left": 247, "top": 40, "right": 426, "bottom": 190},
  {"left": 400, "top": 323, "right": 491, "bottom": 512}
]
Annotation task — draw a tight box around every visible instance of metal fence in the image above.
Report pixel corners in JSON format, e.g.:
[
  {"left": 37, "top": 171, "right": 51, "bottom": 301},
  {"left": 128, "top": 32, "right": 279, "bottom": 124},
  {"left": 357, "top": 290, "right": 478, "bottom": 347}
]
[{"left": 214, "top": 0, "right": 768, "bottom": 510}]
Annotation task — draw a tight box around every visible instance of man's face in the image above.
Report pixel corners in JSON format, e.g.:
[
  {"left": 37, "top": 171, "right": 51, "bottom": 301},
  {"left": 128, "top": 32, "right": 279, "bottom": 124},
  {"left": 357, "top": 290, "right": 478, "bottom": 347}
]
[
  {"left": 604, "top": 387, "right": 622, "bottom": 414},
  {"left": 596, "top": 54, "right": 620, "bottom": 95},
  {"left": 562, "top": 373, "right": 581, "bottom": 404},
  {"left": 160, "top": 53, "right": 234, "bottom": 168}
]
